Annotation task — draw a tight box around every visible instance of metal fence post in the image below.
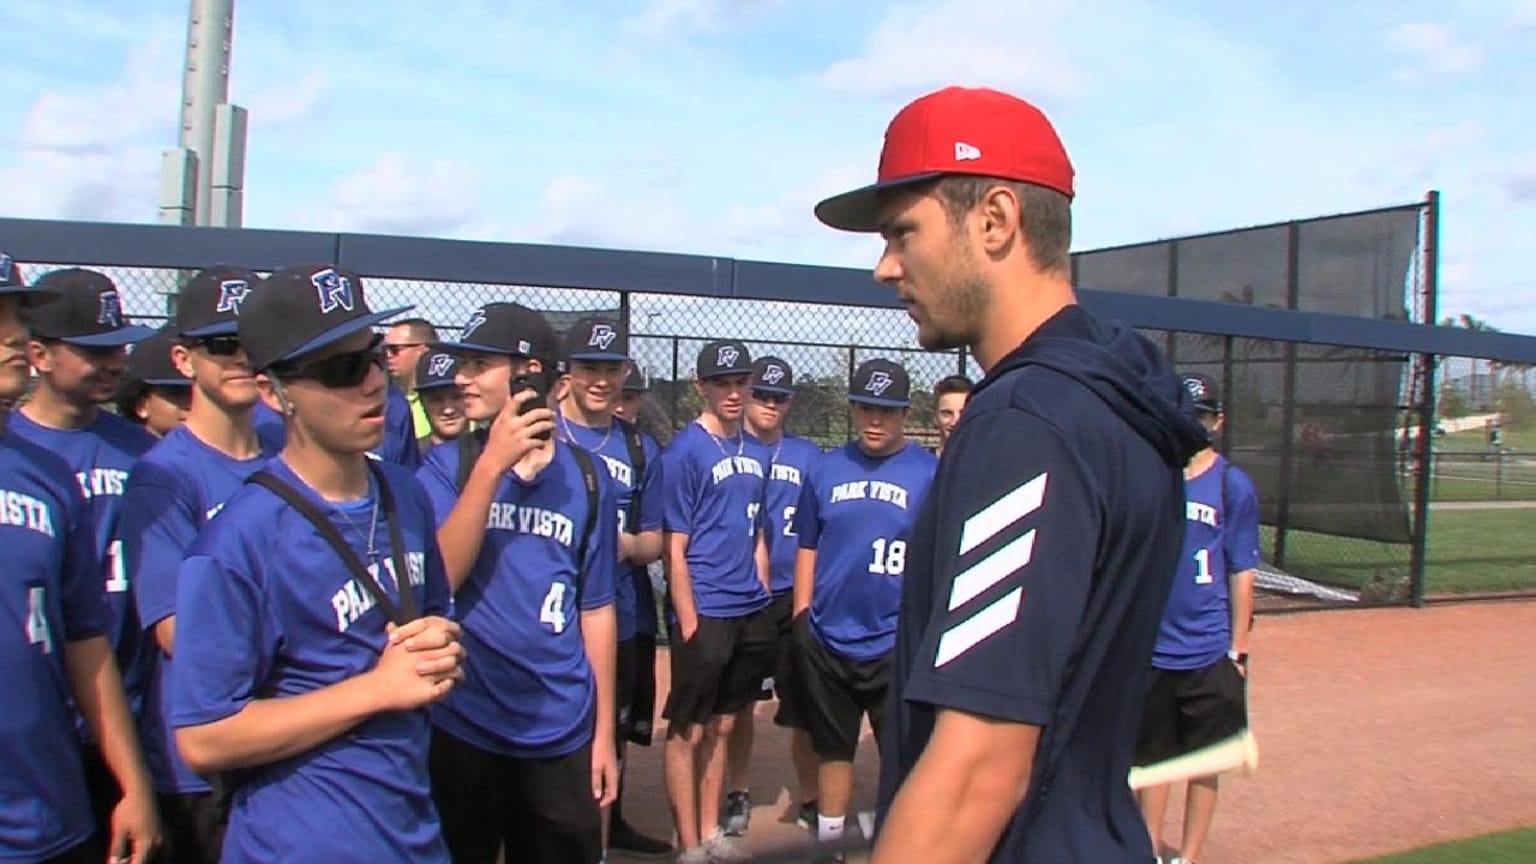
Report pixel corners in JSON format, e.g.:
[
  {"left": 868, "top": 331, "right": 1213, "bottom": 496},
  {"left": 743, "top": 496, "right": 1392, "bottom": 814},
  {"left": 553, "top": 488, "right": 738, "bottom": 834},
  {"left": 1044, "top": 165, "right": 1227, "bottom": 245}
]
[{"left": 1408, "top": 191, "right": 1441, "bottom": 607}]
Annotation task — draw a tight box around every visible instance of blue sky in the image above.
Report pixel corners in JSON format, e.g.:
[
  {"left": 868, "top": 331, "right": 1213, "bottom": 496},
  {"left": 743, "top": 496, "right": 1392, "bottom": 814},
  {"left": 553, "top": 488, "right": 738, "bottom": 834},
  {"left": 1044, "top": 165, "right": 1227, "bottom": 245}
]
[{"left": 2, "top": 0, "right": 1533, "bottom": 333}]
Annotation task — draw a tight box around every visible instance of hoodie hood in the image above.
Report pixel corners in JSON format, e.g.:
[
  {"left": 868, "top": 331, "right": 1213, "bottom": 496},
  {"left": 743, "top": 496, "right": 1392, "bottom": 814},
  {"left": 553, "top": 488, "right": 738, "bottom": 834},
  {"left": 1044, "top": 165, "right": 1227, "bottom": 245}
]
[{"left": 976, "top": 306, "right": 1210, "bottom": 467}]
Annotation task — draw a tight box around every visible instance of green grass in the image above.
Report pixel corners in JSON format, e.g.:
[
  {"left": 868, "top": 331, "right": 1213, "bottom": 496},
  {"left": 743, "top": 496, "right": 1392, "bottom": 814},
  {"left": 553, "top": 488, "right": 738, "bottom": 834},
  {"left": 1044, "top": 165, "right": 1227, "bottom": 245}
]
[
  {"left": 1438, "top": 425, "right": 1536, "bottom": 453},
  {"left": 1263, "top": 509, "right": 1536, "bottom": 595},
  {"left": 1349, "top": 826, "right": 1536, "bottom": 863}
]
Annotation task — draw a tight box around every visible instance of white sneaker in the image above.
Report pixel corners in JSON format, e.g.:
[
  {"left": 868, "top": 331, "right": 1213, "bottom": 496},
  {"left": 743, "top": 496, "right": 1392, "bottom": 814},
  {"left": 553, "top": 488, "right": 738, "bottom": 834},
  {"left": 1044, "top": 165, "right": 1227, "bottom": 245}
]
[
  {"left": 675, "top": 847, "right": 710, "bottom": 864},
  {"left": 703, "top": 830, "right": 751, "bottom": 863}
]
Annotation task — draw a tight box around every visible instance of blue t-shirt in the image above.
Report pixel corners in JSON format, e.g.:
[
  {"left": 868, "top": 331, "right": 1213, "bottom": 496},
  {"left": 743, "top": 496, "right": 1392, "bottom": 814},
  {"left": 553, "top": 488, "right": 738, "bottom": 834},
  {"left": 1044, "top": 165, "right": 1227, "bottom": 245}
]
[
  {"left": 1154, "top": 455, "right": 1261, "bottom": 670},
  {"left": 795, "top": 442, "right": 936, "bottom": 661},
  {"left": 9, "top": 409, "right": 155, "bottom": 725},
  {"left": 752, "top": 432, "right": 822, "bottom": 596},
  {"left": 0, "top": 431, "right": 109, "bottom": 862},
  {"left": 661, "top": 422, "right": 771, "bottom": 618},
  {"left": 418, "top": 437, "right": 617, "bottom": 758},
  {"left": 169, "top": 459, "right": 451, "bottom": 864},
  {"left": 879, "top": 305, "right": 1207, "bottom": 863},
  {"left": 253, "top": 385, "right": 418, "bottom": 470},
  {"left": 561, "top": 417, "right": 664, "bottom": 643},
  {"left": 117, "top": 426, "right": 276, "bottom": 793}
]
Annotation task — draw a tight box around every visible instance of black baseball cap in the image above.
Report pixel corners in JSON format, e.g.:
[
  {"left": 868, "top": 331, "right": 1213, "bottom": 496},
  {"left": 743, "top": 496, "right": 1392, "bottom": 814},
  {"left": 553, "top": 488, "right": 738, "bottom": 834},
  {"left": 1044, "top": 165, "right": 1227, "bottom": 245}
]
[
  {"left": 414, "top": 350, "right": 460, "bottom": 393},
  {"left": 1181, "top": 372, "right": 1222, "bottom": 414},
  {"left": 24, "top": 268, "right": 156, "bottom": 346},
  {"left": 751, "top": 356, "right": 795, "bottom": 396},
  {"left": 0, "top": 251, "right": 54, "bottom": 300},
  {"left": 238, "top": 263, "right": 412, "bottom": 372},
  {"left": 849, "top": 358, "right": 911, "bottom": 408},
  {"left": 436, "top": 302, "right": 557, "bottom": 360},
  {"left": 622, "top": 365, "right": 649, "bottom": 392},
  {"left": 128, "top": 326, "right": 191, "bottom": 387},
  {"left": 177, "top": 265, "right": 262, "bottom": 338},
  {"left": 696, "top": 339, "right": 753, "bottom": 380},
  {"left": 563, "top": 316, "right": 630, "bottom": 363}
]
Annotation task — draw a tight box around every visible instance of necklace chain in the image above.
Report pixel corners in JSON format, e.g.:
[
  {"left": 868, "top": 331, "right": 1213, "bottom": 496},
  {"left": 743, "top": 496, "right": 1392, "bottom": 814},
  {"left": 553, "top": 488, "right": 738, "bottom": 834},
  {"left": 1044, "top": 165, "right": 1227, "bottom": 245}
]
[
  {"left": 699, "top": 420, "right": 745, "bottom": 459},
  {"left": 332, "top": 488, "right": 381, "bottom": 563},
  {"left": 558, "top": 408, "right": 614, "bottom": 453}
]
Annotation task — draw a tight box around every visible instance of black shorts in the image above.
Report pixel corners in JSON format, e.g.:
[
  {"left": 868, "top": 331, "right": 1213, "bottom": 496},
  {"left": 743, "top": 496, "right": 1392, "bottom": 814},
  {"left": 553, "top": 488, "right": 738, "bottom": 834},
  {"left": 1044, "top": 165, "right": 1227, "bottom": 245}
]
[
  {"left": 616, "top": 636, "right": 637, "bottom": 744},
  {"left": 78, "top": 744, "right": 119, "bottom": 844},
  {"left": 157, "top": 791, "right": 226, "bottom": 864},
  {"left": 429, "top": 728, "right": 602, "bottom": 864},
  {"left": 662, "top": 606, "right": 777, "bottom": 730},
  {"left": 627, "top": 634, "right": 658, "bottom": 747},
  {"left": 39, "top": 838, "right": 104, "bottom": 864},
  {"left": 1134, "top": 658, "right": 1249, "bottom": 768},
  {"left": 756, "top": 592, "right": 807, "bottom": 728},
  {"left": 795, "top": 616, "right": 890, "bottom": 762}
]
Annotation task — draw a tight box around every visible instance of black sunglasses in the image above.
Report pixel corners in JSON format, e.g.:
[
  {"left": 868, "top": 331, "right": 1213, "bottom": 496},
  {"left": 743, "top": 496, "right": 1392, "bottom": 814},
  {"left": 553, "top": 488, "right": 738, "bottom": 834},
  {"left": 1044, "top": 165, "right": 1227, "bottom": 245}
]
[
  {"left": 752, "top": 389, "right": 791, "bottom": 405},
  {"left": 383, "top": 342, "right": 425, "bottom": 356},
  {"left": 274, "top": 334, "right": 386, "bottom": 389},
  {"left": 192, "top": 335, "right": 243, "bottom": 357}
]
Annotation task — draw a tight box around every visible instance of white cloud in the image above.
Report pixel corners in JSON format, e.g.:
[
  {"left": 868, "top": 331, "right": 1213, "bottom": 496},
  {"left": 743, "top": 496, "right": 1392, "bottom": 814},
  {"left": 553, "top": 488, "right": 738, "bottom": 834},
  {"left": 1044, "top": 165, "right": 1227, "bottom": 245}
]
[
  {"left": 623, "top": 0, "right": 773, "bottom": 42},
  {"left": 244, "top": 71, "right": 329, "bottom": 129},
  {"left": 316, "top": 152, "right": 484, "bottom": 237},
  {"left": 819, "top": 0, "right": 1080, "bottom": 101},
  {"left": 1383, "top": 21, "right": 1484, "bottom": 81},
  {"left": 1512, "top": 0, "right": 1536, "bottom": 26}
]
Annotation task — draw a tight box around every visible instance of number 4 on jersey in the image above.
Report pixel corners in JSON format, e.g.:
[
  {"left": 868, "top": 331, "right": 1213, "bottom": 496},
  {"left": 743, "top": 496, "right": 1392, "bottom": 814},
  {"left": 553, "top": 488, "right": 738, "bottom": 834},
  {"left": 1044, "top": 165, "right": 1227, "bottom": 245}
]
[
  {"left": 27, "top": 586, "right": 54, "bottom": 654},
  {"left": 540, "top": 582, "right": 568, "bottom": 633}
]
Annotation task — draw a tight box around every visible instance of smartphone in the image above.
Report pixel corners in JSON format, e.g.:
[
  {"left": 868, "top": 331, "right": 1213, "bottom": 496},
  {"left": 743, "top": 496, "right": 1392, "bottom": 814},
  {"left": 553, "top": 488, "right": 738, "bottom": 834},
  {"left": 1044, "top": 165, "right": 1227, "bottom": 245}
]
[{"left": 510, "top": 373, "right": 552, "bottom": 441}]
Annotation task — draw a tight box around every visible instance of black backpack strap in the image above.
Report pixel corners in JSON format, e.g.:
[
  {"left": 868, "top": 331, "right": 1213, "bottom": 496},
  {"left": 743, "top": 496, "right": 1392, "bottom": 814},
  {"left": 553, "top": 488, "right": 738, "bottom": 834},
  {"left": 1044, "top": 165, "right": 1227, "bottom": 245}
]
[
  {"left": 567, "top": 444, "right": 602, "bottom": 604},
  {"left": 616, "top": 417, "right": 646, "bottom": 528},
  {"left": 456, "top": 428, "right": 486, "bottom": 494},
  {"left": 246, "top": 467, "right": 418, "bottom": 626}
]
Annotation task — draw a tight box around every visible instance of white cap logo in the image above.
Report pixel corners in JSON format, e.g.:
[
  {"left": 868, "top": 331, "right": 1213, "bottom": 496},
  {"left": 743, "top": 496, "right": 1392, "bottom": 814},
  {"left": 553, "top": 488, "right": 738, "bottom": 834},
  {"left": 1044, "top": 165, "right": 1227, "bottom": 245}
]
[
  {"left": 761, "top": 364, "right": 785, "bottom": 385},
  {"left": 588, "top": 323, "right": 618, "bottom": 350},
  {"left": 717, "top": 345, "right": 740, "bottom": 368},
  {"left": 461, "top": 309, "right": 487, "bottom": 341},
  {"left": 97, "top": 289, "right": 124, "bottom": 327},
  {"left": 427, "top": 353, "right": 454, "bottom": 378},
  {"left": 954, "top": 141, "right": 982, "bottom": 161},
  {"left": 866, "top": 370, "right": 894, "bottom": 395}
]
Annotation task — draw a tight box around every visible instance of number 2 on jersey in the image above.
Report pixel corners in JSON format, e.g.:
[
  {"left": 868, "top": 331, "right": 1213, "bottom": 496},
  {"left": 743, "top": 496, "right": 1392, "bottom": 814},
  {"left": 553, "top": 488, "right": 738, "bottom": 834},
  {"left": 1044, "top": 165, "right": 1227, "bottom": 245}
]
[
  {"left": 868, "top": 538, "right": 907, "bottom": 576},
  {"left": 540, "top": 582, "right": 568, "bottom": 633}
]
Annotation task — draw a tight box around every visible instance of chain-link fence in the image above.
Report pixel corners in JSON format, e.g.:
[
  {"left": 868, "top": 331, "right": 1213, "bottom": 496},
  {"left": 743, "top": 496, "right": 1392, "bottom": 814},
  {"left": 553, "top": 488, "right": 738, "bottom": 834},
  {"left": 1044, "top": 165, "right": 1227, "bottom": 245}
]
[{"left": 9, "top": 193, "right": 1535, "bottom": 609}]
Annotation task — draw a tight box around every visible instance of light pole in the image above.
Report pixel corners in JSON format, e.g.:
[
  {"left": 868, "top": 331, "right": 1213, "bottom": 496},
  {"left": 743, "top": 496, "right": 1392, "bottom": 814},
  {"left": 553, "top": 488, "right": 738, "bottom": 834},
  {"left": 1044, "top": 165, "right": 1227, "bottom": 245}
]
[{"left": 158, "top": 0, "right": 247, "bottom": 230}]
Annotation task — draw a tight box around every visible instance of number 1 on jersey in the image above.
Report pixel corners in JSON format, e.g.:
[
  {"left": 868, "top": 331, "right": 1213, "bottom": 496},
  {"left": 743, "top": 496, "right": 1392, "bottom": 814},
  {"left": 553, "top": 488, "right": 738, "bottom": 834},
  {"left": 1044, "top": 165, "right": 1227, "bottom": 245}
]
[
  {"left": 104, "top": 539, "right": 128, "bottom": 593},
  {"left": 27, "top": 586, "right": 54, "bottom": 654},
  {"left": 1193, "top": 548, "right": 1214, "bottom": 584}
]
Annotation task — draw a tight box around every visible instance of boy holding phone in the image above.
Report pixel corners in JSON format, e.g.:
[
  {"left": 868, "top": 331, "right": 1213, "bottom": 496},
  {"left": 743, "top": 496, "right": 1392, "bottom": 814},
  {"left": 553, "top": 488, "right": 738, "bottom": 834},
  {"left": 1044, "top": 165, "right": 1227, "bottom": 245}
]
[{"left": 417, "top": 302, "right": 620, "bottom": 864}]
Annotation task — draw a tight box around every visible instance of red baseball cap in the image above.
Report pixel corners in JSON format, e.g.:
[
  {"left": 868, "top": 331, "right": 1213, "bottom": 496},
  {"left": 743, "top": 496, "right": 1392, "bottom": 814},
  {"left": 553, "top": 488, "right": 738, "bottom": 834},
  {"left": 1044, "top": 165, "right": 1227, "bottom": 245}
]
[{"left": 815, "top": 86, "right": 1075, "bottom": 233}]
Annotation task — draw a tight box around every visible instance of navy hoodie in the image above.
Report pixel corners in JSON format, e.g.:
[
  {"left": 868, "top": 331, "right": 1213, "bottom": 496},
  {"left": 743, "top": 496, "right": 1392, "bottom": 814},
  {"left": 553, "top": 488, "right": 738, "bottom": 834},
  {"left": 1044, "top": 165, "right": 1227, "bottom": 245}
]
[{"left": 877, "top": 304, "right": 1208, "bottom": 863}]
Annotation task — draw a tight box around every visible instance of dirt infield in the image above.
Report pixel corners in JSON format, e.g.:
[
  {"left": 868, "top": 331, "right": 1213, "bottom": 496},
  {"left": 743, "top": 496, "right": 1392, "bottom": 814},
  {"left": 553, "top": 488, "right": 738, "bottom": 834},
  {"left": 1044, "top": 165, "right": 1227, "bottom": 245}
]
[{"left": 617, "top": 601, "right": 1536, "bottom": 863}]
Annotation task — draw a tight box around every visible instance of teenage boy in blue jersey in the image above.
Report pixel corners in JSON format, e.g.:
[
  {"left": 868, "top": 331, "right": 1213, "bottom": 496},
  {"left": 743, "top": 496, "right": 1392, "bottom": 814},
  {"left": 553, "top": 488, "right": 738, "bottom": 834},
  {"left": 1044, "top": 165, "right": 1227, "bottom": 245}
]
[
  {"left": 413, "top": 350, "right": 468, "bottom": 452},
  {"left": 554, "top": 316, "right": 673, "bottom": 860},
  {"left": 793, "top": 360, "right": 937, "bottom": 859},
  {"left": 14, "top": 268, "right": 159, "bottom": 836},
  {"left": 117, "top": 266, "right": 275, "bottom": 864},
  {"left": 169, "top": 264, "right": 464, "bottom": 864},
  {"left": 0, "top": 256, "right": 161, "bottom": 864},
  {"left": 816, "top": 87, "right": 1208, "bottom": 863},
  {"left": 723, "top": 355, "right": 823, "bottom": 837},
  {"left": 1136, "top": 373, "right": 1260, "bottom": 864},
  {"left": 118, "top": 326, "right": 192, "bottom": 437},
  {"left": 419, "top": 302, "right": 619, "bottom": 864},
  {"left": 661, "top": 339, "right": 776, "bottom": 864}
]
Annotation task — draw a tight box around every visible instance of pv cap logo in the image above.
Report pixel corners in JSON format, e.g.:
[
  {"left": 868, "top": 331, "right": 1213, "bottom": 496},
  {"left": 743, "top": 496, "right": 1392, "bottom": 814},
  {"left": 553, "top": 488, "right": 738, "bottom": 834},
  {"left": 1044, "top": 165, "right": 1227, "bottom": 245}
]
[
  {"left": 761, "top": 364, "right": 785, "bottom": 385},
  {"left": 517, "top": 340, "right": 531, "bottom": 355},
  {"left": 717, "top": 345, "right": 740, "bottom": 368},
  {"left": 460, "top": 309, "right": 487, "bottom": 340},
  {"left": 954, "top": 141, "right": 982, "bottom": 161},
  {"left": 216, "top": 279, "right": 251, "bottom": 315},
  {"left": 427, "top": 353, "right": 454, "bottom": 378},
  {"left": 311, "top": 268, "right": 355, "bottom": 314},
  {"left": 1184, "top": 377, "right": 1208, "bottom": 401},
  {"left": 0, "top": 253, "right": 13, "bottom": 282},
  {"left": 866, "top": 370, "right": 894, "bottom": 395},
  {"left": 97, "top": 289, "right": 124, "bottom": 327},
  {"left": 588, "top": 323, "right": 618, "bottom": 350}
]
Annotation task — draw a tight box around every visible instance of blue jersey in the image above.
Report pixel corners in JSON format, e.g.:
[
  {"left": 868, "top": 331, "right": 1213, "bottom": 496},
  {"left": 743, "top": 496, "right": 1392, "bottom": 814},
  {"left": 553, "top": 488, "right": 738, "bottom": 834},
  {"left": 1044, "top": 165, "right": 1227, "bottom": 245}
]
[
  {"left": 752, "top": 433, "right": 821, "bottom": 596},
  {"left": 253, "top": 388, "right": 417, "bottom": 469},
  {"left": 9, "top": 410, "right": 154, "bottom": 723},
  {"left": 418, "top": 438, "right": 617, "bottom": 758},
  {"left": 0, "top": 431, "right": 109, "bottom": 861},
  {"left": 117, "top": 426, "right": 276, "bottom": 793},
  {"left": 562, "top": 417, "right": 664, "bottom": 643},
  {"left": 796, "top": 442, "right": 936, "bottom": 661},
  {"left": 661, "top": 422, "right": 771, "bottom": 618},
  {"left": 879, "top": 306, "right": 1209, "bottom": 863},
  {"left": 1154, "top": 456, "right": 1261, "bottom": 670},
  {"left": 169, "top": 458, "right": 451, "bottom": 864}
]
